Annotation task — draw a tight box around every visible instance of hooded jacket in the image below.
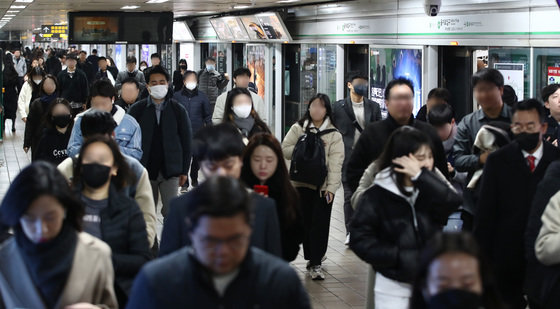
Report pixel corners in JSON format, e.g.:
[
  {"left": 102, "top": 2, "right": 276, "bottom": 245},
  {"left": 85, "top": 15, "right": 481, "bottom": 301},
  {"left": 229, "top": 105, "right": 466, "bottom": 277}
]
[{"left": 349, "top": 167, "right": 461, "bottom": 283}]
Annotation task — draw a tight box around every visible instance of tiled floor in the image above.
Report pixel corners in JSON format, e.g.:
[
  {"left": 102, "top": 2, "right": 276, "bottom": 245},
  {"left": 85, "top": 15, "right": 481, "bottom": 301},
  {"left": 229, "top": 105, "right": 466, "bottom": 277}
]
[{"left": 1, "top": 117, "right": 370, "bottom": 308}]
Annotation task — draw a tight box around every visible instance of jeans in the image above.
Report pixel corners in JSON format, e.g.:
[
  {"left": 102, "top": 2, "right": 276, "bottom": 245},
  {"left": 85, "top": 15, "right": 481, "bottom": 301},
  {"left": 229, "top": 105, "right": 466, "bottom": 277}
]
[{"left": 150, "top": 173, "right": 179, "bottom": 217}]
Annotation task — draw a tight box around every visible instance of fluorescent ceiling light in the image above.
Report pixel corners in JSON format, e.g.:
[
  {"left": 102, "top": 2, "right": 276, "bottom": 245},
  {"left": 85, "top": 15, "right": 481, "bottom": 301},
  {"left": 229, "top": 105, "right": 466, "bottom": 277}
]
[
  {"left": 198, "top": 11, "right": 216, "bottom": 14},
  {"left": 121, "top": 5, "right": 140, "bottom": 9},
  {"left": 145, "top": 0, "right": 169, "bottom": 3},
  {"left": 6, "top": 10, "right": 20, "bottom": 13},
  {"left": 233, "top": 5, "right": 250, "bottom": 9},
  {"left": 4, "top": 15, "right": 16, "bottom": 17},
  {"left": 10, "top": 5, "right": 26, "bottom": 9},
  {"left": 277, "top": 0, "right": 300, "bottom": 3},
  {"left": 15, "top": 0, "right": 34, "bottom": 2}
]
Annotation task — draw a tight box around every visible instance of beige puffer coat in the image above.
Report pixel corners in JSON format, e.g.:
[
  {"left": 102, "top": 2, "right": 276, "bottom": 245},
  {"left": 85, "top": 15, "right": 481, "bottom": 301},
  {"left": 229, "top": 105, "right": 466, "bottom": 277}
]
[{"left": 282, "top": 117, "right": 344, "bottom": 194}]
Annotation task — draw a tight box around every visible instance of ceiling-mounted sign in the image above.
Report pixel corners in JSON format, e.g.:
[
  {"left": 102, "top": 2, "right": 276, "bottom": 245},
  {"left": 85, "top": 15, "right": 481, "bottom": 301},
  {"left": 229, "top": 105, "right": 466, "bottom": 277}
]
[{"left": 41, "top": 24, "right": 68, "bottom": 39}]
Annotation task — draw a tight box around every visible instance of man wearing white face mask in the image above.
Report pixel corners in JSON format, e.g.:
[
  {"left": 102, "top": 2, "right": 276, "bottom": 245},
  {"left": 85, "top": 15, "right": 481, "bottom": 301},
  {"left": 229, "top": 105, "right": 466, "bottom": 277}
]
[
  {"left": 173, "top": 70, "right": 211, "bottom": 189},
  {"left": 198, "top": 57, "right": 229, "bottom": 113},
  {"left": 213, "top": 67, "right": 267, "bottom": 125},
  {"left": 129, "top": 65, "right": 193, "bottom": 218}
]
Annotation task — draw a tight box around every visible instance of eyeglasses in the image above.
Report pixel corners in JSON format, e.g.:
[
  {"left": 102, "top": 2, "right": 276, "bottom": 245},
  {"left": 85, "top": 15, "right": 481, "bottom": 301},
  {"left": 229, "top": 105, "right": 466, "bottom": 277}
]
[
  {"left": 197, "top": 234, "right": 249, "bottom": 251},
  {"left": 511, "top": 123, "right": 539, "bottom": 134}
]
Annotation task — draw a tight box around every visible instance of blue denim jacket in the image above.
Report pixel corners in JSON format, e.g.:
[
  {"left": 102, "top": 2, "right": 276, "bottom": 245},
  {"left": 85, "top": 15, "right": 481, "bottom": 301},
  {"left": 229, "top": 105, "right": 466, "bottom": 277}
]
[{"left": 67, "top": 105, "right": 143, "bottom": 160}]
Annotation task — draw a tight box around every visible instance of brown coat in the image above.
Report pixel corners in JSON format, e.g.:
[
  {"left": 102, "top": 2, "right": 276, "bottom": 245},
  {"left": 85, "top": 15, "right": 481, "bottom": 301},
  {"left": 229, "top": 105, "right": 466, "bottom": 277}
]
[{"left": 0, "top": 232, "right": 118, "bottom": 309}]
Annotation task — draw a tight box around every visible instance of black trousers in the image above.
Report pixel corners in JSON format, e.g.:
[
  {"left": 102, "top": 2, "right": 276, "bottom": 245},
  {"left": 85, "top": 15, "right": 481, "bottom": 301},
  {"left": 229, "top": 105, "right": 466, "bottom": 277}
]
[
  {"left": 297, "top": 187, "right": 333, "bottom": 266},
  {"left": 190, "top": 157, "right": 200, "bottom": 185},
  {"left": 342, "top": 182, "right": 354, "bottom": 233}
]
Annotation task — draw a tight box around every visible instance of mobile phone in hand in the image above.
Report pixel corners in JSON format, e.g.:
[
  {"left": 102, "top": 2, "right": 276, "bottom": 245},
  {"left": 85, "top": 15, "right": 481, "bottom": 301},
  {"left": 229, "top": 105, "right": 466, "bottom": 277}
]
[{"left": 253, "top": 185, "right": 269, "bottom": 196}]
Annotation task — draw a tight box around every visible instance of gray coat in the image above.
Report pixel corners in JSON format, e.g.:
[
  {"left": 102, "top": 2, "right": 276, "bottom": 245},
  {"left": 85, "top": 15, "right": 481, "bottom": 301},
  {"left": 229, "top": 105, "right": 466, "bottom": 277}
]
[
  {"left": 115, "top": 70, "right": 146, "bottom": 91},
  {"left": 0, "top": 232, "right": 117, "bottom": 309},
  {"left": 331, "top": 96, "right": 382, "bottom": 182},
  {"left": 197, "top": 69, "right": 229, "bottom": 106}
]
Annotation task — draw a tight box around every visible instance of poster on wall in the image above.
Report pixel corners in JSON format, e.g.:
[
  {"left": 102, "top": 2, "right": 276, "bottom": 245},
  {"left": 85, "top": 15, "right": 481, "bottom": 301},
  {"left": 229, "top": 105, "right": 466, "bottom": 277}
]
[
  {"left": 494, "top": 63, "right": 524, "bottom": 100},
  {"left": 370, "top": 48, "right": 423, "bottom": 116},
  {"left": 548, "top": 67, "right": 560, "bottom": 85},
  {"left": 246, "top": 44, "right": 266, "bottom": 99}
]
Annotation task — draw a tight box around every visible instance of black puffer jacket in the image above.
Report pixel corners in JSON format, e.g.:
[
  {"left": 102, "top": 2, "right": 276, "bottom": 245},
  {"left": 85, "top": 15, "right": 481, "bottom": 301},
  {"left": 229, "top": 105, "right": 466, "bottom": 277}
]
[{"left": 349, "top": 168, "right": 461, "bottom": 283}]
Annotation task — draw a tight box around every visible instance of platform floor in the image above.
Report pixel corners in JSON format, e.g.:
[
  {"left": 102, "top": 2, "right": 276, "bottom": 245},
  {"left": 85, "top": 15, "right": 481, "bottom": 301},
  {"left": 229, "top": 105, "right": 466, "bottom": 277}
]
[{"left": 1, "top": 117, "right": 369, "bottom": 309}]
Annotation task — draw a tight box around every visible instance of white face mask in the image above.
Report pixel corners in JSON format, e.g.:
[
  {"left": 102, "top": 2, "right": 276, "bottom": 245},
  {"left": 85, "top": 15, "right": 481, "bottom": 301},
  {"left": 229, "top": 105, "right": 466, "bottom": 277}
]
[
  {"left": 149, "top": 85, "right": 168, "bottom": 100},
  {"left": 185, "top": 82, "right": 197, "bottom": 90},
  {"left": 140, "top": 66, "right": 147, "bottom": 70},
  {"left": 232, "top": 104, "right": 252, "bottom": 119},
  {"left": 33, "top": 79, "right": 42, "bottom": 85}
]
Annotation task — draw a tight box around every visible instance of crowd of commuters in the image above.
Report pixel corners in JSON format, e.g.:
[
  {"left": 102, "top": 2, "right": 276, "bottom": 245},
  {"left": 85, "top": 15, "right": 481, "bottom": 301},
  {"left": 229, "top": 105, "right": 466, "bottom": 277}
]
[{"left": 4, "top": 45, "right": 560, "bottom": 309}]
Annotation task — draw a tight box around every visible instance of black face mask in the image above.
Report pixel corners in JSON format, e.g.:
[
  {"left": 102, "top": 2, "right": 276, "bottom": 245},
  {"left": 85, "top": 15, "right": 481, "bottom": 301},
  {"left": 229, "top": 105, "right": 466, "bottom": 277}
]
[
  {"left": 514, "top": 132, "right": 541, "bottom": 151},
  {"left": 427, "top": 289, "right": 482, "bottom": 309},
  {"left": 52, "top": 114, "right": 72, "bottom": 128},
  {"left": 81, "top": 163, "right": 111, "bottom": 189},
  {"left": 352, "top": 84, "right": 368, "bottom": 97},
  {"left": 179, "top": 64, "right": 187, "bottom": 70}
]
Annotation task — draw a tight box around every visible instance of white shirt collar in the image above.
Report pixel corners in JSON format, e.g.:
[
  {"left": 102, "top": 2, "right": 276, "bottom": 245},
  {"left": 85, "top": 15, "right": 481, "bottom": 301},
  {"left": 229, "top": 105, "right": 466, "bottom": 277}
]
[{"left": 522, "top": 141, "right": 544, "bottom": 166}]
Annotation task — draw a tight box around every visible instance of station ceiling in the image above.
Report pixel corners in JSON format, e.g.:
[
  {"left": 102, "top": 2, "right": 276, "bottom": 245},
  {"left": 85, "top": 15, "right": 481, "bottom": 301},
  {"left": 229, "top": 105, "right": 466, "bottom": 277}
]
[{"left": 0, "top": 0, "right": 332, "bottom": 32}]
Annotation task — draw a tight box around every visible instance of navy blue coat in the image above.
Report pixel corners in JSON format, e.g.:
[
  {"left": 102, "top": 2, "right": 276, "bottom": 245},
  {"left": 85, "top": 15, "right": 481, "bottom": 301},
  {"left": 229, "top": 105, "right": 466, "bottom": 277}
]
[
  {"left": 172, "top": 88, "right": 212, "bottom": 133},
  {"left": 126, "top": 247, "right": 311, "bottom": 308},
  {"left": 159, "top": 190, "right": 282, "bottom": 258}
]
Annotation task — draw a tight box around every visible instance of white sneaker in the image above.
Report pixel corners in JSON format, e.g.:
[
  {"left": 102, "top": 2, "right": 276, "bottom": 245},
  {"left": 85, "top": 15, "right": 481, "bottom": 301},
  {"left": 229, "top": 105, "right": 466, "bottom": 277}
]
[
  {"left": 310, "top": 265, "right": 325, "bottom": 280},
  {"left": 345, "top": 233, "right": 350, "bottom": 246}
]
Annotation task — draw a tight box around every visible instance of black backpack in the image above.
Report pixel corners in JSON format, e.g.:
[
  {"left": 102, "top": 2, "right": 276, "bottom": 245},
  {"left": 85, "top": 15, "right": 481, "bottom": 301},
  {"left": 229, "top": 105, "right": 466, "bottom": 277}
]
[{"left": 289, "top": 128, "right": 337, "bottom": 188}]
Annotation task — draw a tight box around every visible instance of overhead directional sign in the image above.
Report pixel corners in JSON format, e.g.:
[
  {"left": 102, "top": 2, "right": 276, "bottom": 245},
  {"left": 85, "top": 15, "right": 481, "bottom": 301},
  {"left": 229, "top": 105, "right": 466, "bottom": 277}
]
[{"left": 40, "top": 24, "right": 68, "bottom": 40}]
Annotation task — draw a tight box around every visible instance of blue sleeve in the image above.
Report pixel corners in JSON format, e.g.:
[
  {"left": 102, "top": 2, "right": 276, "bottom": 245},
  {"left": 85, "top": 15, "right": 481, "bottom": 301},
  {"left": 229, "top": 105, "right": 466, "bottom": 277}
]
[
  {"left": 126, "top": 269, "right": 158, "bottom": 309},
  {"left": 118, "top": 116, "right": 144, "bottom": 161},
  {"left": 67, "top": 116, "right": 83, "bottom": 158}
]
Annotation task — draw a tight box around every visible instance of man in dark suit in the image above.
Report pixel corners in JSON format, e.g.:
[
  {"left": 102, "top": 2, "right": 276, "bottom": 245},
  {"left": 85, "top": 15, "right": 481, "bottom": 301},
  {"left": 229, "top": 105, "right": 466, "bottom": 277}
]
[
  {"left": 159, "top": 123, "right": 282, "bottom": 258},
  {"left": 331, "top": 72, "right": 381, "bottom": 244},
  {"left": 474, "top": 99, "right": 560, "bottom": 309},
  {"left": 346, "top": 77, "right": 448, "bottom": 193}
]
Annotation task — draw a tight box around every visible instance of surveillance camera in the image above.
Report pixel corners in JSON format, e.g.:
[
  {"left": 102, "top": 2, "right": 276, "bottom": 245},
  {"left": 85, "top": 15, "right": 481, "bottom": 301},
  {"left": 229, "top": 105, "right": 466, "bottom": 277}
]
[{"left": 425, "top": 0, "right": 441, "bottom": 17}]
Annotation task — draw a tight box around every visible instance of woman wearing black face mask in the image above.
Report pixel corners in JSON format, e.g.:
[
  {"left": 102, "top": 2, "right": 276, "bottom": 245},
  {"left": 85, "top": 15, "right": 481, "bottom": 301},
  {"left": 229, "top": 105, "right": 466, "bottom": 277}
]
[
  {"left": 410, "top": 232, "right": 506, "bottom": 309},
  {"left": 172, "top": 59, "right": 188, "bottom": 92},
  {"left": 73, "top": 135, "right": 151, "bottom": 308},
  {"left": 35, "top": 98, "right": 73, "bottom": 165}
]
